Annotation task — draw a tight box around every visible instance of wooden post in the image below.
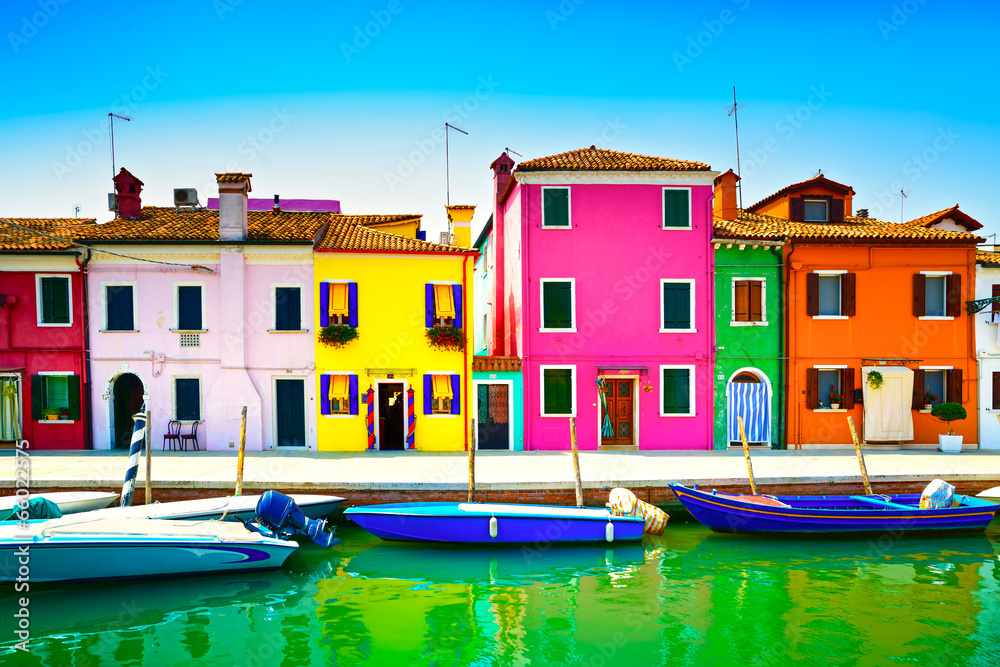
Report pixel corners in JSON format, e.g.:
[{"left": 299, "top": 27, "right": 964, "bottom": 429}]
[
  {"left": 848, "top": 416, "right": 873, "bottom": 496},
  {"left": 738, "top": 416, "right": 758, "bottom": 496},
  {"left": 569, "top": 417, "right": 583, "bottom": 507},
  {"left": 468, "top": 418, "right": 476, "bottom": 502},
  {"left": 235, "top": 406, "right": 247, "bottom": 497},
  {"left": 144, "top": 409, "right": 151, "bottom": 505}
]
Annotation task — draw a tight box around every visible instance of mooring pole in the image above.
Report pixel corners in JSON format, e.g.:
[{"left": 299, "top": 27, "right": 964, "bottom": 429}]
[
  {"left": 235, "top": 406, "right": 247, "bottom": 496},
  {"left": 144, "top": 409, "right": 151, "bottom": 505},
  {"left": 847, "top": 416, "right": 873, "bottom": 495},
  {"left": 570, "top": 417, "right": 584, "bottom": 507},
  {"left": 738, "top": 416, "right": 758, "bottom": 496},
  {"left": 468, "top": 418, "right": 476, "bottom": 502}
]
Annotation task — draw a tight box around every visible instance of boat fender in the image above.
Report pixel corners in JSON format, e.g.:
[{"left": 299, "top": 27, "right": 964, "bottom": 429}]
[
  {"left": 489, "top": 515, "right": 498, "bottom": 539},
  {"left": 605, "top": 521, "right": 614, "bottom": 543}
]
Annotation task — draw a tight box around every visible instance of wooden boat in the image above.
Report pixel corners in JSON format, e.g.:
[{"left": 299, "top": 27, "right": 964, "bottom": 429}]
[
  {"left": 344, "top": 502, "right": 646, "bottom": 544},
  {"left": 0, "top": 491, "right": 118, "bottom": 516},
  {"left": 74, "top": 493, "right": 345, "bottom": 522},
  {"left": 669, "top": 484, "right": 999, "bottom": 535}
]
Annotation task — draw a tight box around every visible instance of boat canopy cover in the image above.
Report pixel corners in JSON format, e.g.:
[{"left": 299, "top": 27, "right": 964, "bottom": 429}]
[{"left": 4, "top": 497, "right": 62, "bottom": 521}]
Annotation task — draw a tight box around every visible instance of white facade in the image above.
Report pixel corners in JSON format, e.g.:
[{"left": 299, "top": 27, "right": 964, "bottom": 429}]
[{"left": 974, "top": 261, "right": 1000, "bottom": 449}]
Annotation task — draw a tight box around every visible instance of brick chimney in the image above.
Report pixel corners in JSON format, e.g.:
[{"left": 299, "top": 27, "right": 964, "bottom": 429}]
[
  {"left": 446, "top": 205, "right": 476, "bottom": 248},
  {"left": 216, "top": 173, "right": 252, "bottom": 241},
  {"left": 713, "top": 169, "right": 740, "bottom": 221},
  {"left": 490, "top": 152, "right": 515, "bottom": 205},
  {"left": 113, "top": 168, "right": 144, "bottom": 219}
]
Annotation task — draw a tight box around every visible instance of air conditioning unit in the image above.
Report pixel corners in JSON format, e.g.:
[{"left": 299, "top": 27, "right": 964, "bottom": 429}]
[
  {"left": 107, "top": 193, "right": 117, "bottom": 211},
  {"left": 439, "top": 232, "right": 452, "bottom": 246},
  {"left": 174, "top": 188, "right": 199, "bottom": 207}
]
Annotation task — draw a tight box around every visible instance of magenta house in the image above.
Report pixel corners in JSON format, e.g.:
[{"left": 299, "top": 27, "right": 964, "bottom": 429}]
[{"left": 487, "top": 147, "right": 718, "bottom": 450}]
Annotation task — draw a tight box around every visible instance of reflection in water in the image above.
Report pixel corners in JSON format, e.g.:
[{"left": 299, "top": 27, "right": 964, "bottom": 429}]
[{"left": 1, "top": 525, "right": 998, "bottom": 665}]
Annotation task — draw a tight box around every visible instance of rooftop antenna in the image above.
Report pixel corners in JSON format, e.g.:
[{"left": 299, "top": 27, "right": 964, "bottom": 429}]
[
  {"left": 445, "top": 122, "right": 468, "bottom": 207},
  {"left": 73, "top": 204, "right": 81, "bottom": 218},
  {"left": 505, "top": 147, "right": 522, "bottom": 158},
  {"left": 899, "top": 188, "right": 908, "bottom": 224},
  {"left": 724, "top": 86, "right": 745, "bottom": 209},
  {"left": 108, "top": 112, "right": 132, "bottom": 180}
]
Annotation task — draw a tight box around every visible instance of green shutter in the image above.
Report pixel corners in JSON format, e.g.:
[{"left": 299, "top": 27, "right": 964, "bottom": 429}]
[
  {"left": 543, "top": 188, "right": 569, "bottom": 227},
  {"left": 663, "top": 189, "right": 690, "bottom": 228},
  {"left": 68, "top": 375, "right": 81, "bottom": 421},
  {"left": 31, "top": 375, "right": 44, "bottom": 420},
  {"left": 543, "top": 282, "right": 572, "bottom": 328},
  {"left": 543, "top": 369, "right": 572, "bottom": 415},
  {"left": 662, "top": 283, "right": 691, "bottom": 329},
  {"left": 41, "top": 277, "right": 69, "bottom": 324}
]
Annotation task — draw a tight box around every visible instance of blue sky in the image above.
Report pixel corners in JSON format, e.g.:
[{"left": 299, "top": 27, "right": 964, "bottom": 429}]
[{"left": 2, "top": 0, "right": 997, "bottom": 241}]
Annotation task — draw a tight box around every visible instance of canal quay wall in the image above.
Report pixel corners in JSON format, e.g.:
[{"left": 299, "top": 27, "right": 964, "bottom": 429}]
[{"left": 5, "top": 450, "right": 1000, "bottom": 511}]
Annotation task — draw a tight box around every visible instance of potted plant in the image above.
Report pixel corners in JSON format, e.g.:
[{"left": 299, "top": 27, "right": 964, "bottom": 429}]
[
  {"left": 426, "top": 324, "right": 465, "bottom": 351},
  {"left": 318, "top": 324, "right": 358, "bottom": 349},
  {"left": 931, "top": 402, "right": 966, "bottom": 453},
  {"left": 867, "top": 370, "right": 884, "bottom": 390},
  {"left": 828, "top": 385, "right": 845, "bottom": 410},
  {"left": 42, "top": 407, "right": 60, "bottom": 421},
  {"left": 923, "top": 391, "right": 938, "bottom": 410}
]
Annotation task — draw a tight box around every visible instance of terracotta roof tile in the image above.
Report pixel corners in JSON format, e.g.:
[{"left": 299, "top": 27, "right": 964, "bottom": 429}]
[
  {"left": 318, "top": 215, "right": 471, "bottom": 253},
  {"left": 472, "top": 356, "right": 522, "bottom": 373},
  {"left": 746, "top": 175, "right": 856, "bottom": 212},
  {"left": 905, "top": 205, "right": 983, "bottom": 231},
  {"left": 0, "top": 218, "right": 93, "bottom": 251},
  {"left": 976, "top": 250, "right": 1000, "bottom": 266},
  {"left": 346, "top": 214, "right": 422, "bottom": 228},
  {"left": 215, "top": 172, "right": 252, "bottom": 184},
  {"left": 714, "top": 210, "right": 983, "bottom": 243},
  {"left": 517, "top": 146, "right": 710, "bottom": 172}
]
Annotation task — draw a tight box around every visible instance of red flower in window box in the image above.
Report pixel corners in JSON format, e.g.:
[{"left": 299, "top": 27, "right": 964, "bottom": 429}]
[{"left": 426, "top": 325, "right": 465, "bottom": 351}]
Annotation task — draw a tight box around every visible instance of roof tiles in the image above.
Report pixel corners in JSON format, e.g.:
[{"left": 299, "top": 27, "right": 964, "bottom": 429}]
[
  {"left": 517, "top": 146, "right": 710, "bottom": 172},
  {"left": 0, "top": 218, "right": 93, "bottom": 251},
  {"left": 317, "top": 215, "right": 469, "bottom": 253},
  {"left": 714, "top": 210, "right": 983, "bottom": 244}
]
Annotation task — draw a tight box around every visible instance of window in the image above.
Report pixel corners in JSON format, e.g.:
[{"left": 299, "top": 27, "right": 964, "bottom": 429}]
[
  {"left": 105, "top": 284, "right": 135, "bottom": 331},
  {"left": 274, "top": 286, "right": 302, "bottom": 331},
  {"left": 540, "top": 279, "right": 574, "bottom": 331},
  {"left": 803, "top": 199, "right": 828, "bottom": 222},
  {"left": 542, "top": 187, "right": 570, "bottom": 228},
  {"left": 791, "top": 197, "right": 844, "bottom": 223},
  {"left": 806, "top": 273, "right": 855, "bottom": 317},
  {"left": 37, "top": 275, "right": 71, "bottom": 326},
  {"left": 923, "top": 370, "right": 946, "bottom": 407},
  {"left": 30, "top": 374, "right": 80, "bottom": 421},
  {"left": 663, "top": 188, "right": 691, "bottom": 229},
  {"left": 424, "top": 284, "right": 463, "bottom": 328},
  {"left": 660, "top": 366, "right": 694, "bottom": 416},
  {"left": 924, "top": 276, "right": 946, "bottom": 317},
  {"left": 320, "top": 282, "right": 358, "bottom": 327},
  {"left": 424, "top": 373, "right": 460, "bottom": 415},
  {"left": 806, "top": 368, "right": 855, "bottom": 409},
  {"left": 912, "top": 368, "right": 962, "bottom": 409},
  {"left": 733, "top": 279, "right": 765, "bottom": 324},
  {"left": 176, "top": 285, "right": 203, "bottom": 331},
  {"left": 481, "top": 313, "right": 488, "bottom": 352},
  {"left": 174, "top": 378, "right": 200, "bottom": 421},
  {"left": 993, "top": 372, "right": 1000, "bottom": 410},
  {"left": 320, "top": 374, "right": 358, "bottom": 416},
  {"left": 540, "top": 366, "right": 575, "bottom": 416},
  {"left": 913, "top": 273, "right": 960, "bottom": 318},
  {"left": 661, "top": 280, "right": 693, "bottom": 331}
]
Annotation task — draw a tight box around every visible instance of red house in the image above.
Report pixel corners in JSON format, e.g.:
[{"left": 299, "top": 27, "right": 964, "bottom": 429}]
[{"left": 0, "top": 218, "right": 92, "bottom": 450}]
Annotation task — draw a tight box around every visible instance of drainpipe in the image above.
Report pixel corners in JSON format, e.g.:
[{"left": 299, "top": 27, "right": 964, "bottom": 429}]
[
  {"left": 784, "top": 242, "right": 798, "bottom": 449},
  {"left": 76, "top": 248, "right": 93, "bottom": 450},
  {"left": 768, "top": 244, "right": 785, "bottom": 449},
  {"left": 521, "top": 182, "right": 531, "bottom": 451},
  {"left": 705, "top": 192, "right": 715, "bottom": 451}
]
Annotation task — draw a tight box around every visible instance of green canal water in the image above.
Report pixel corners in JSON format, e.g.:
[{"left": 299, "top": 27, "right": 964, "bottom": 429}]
[{"left": 3, "top": 521, "right": 1000, "bottom": 666}]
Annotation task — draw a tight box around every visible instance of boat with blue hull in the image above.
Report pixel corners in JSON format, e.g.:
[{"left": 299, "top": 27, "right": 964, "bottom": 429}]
[
  {"left": 669, "top": 484, "right": 999, "bottom": 535},
  {"left": 344, "top": 502, "right": 646, "bottom": 544}
]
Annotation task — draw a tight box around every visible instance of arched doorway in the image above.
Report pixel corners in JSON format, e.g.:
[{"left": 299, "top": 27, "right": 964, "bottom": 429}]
[
  {"left": 727, "top": 369, "right": 771, "bottom": 447},
  {"left": 112, "top": 373, "right": 144, "bottom": 449}
]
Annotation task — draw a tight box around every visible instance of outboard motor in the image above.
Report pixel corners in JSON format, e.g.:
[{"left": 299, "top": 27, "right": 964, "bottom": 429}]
[{"left": 254, "top": 491, "right": 339, "bottom": 548}]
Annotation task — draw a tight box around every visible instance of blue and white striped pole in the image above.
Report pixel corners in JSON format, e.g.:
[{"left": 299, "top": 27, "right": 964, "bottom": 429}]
[{"left": 120, "top": 404, "right": 147, "bottom": 508}]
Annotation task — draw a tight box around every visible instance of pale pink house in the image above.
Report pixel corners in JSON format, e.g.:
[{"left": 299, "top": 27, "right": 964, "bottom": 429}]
[{"left": 487, "top": 147, "right": 718, "bottom": 450}]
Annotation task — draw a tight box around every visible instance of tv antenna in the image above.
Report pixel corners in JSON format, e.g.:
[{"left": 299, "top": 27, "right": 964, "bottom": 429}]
[
  {"left": 505, "top": 147, "right": 522, "bottom": 158},
  {"left": 73, "top": 204, "right": 81, "bottom": 218},
  {"left": 108, "top": 112, "right": 132, "bottom": 180},
  {"left": 899, "top": 188, "right": 908, "bottom": 224},
  {"left": 445, "top": 122, "right": 468, "bottom": 207},
  {"left": 724, "top": 86, "right": 745, "bottom": 209}
]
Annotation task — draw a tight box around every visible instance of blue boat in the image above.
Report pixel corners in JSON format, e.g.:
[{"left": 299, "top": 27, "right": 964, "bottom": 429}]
[
  {"left": 669, "top": 484, "right": 999, "bottom": 535},
  {"left": 344, "top": 502, "right": 646, "bottom": 544}
]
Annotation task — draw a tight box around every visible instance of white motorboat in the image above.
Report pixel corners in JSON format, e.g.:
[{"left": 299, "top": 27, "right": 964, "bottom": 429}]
[
  {"left": 977, "top": 486, "right": 1000, "bottom": 504},
  {"left": 74, "top": 493, "right": 345, "bottom": 522},
  {"left": 0, "top": 491, "right": 118, "bottom": 516}
]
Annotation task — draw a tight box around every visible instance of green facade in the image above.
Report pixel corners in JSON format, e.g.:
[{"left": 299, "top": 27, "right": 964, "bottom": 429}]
[{"left": 713, "top": 242, "right": 784, "bottom": 449}]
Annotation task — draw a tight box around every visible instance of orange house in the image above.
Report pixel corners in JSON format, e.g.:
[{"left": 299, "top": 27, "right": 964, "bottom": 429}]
[{"left": 718, "top": 175, "right": 984, "bottom": 449}]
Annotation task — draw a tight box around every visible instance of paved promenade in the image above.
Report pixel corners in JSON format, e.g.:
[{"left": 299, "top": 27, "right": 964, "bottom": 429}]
[{"left": 5, "top": 449, "right": 1000, "bottom": 508}]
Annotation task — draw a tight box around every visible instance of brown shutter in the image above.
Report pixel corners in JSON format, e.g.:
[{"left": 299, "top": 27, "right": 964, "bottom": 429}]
[
  {"left": 831, "top": 199, "right": 845, "bottom": 223},
  {"left": 734, "top": 280, "right": 749, "bottom": 322},
  {"left": 993, "top": 372, "right": 1000, "bottom": 410},
  {"left": 790, "top": 197, "right": 805, "bottom": 222},
  {"left": 913, "top": 274, "right": 925, "bottom": 317},
  {"left": 806, "top": 273, "right": 819, "bottom": 316},
  {"left": 948, "top": 368, "right": 963, "bottom": 403},
  {"left": 842, "top": 273, "right": 856, "bottom": 317},
  {"left": 844, "top": 368, "right": 855, "bottom": 410},
  {"left": 806, "top": 368, "right": 818, "bottom": 409},
  {"left": 750, "top": 280, "right": 763, "bottom": 322},
  {"left": 912, "top": 369, "right": 924, "bottom": 409},
  {"left": 946, "top": 274, "right": 962, "bottom": 317}
]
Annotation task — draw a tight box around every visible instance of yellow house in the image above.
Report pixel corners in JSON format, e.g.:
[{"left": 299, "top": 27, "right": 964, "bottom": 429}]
[{"left": 314, "top": 213, "right": 477, "bottom": 451}]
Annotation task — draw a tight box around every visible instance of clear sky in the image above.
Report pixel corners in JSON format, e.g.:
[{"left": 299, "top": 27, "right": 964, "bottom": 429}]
[{"left": 2, "top": 0, "right": 998, "bottom": 242}]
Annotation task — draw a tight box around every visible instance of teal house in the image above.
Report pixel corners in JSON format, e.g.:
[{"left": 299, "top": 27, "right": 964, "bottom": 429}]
[{"left": 711, "top": 171, "right": 785, "bottom": 449}]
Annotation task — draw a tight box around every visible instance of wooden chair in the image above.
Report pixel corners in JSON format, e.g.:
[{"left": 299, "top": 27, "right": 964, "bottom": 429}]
[
  {"left": 180, "top": 420, "right": 201, "bottom": 451},
  {"left": 163, "top": 420, "right": 182, "bottom": 451}
]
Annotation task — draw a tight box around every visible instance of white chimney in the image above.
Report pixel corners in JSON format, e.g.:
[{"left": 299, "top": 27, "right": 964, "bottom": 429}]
[{"left": 216, "top": 172, "right": 252, "bottom": 241}]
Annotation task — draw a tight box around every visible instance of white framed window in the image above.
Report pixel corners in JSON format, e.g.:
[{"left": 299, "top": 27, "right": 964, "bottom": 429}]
[
  {"left": 540, "top": 365, "right": 576, "bottom": 417},
  {"left": 803, "top": 199, "right": 829, "bottom": 222},
  {"left": 731, "top": 277, "right": 766, "bottom": 325},
  {"left": 101, "top": 281, "right": 137, "bottom": 332},
  {"left": 33, "top": 371, "right": 79, "bottom": 422},
  {"left": 541, "top": 187, "right": 571, "bottom": 229},
  {"left": 272, "top": 283, "right": 304, "bottom": 331},
  {"left": 540, "top": 278, "right": 576, "bottom": 332},
  {"left": 816, "top": 368, "right": 843, "bottom": 409},
  {"left": 173, "top": 282, "right": 206, "bottom": 332},
  {"left": 660, "top": 279, "right": 695, "bottom": 332},
  {"left": 36, "top": 274, "right": 72, "bottom": 327},
  {"left": 662, "top": 187, "right": 692, "bottom": 229},
  {"left": 659, "top": 365, "right": 695, "bottom": 416}
]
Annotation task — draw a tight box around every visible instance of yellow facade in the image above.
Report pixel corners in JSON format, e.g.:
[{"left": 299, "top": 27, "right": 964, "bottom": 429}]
[{"left": 314, "top": 251, "right": 475, "bottom": 451}]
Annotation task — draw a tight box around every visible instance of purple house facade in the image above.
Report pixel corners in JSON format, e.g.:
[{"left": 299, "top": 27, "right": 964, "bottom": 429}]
[{"left": 489, "top": 147, "right": 718, "bottom": 450}]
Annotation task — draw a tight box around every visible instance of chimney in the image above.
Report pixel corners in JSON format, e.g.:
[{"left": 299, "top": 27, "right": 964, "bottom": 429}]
[
  {"left": 713, "top": 169, "right": 740, "bottom": 221},
  {"left": 215, "top": 172, "right": 252, "bottom": 241},
  {"left": 490, "top": 152, "right": 515, "bottom": 205},
  {"left": 273, "top": 194, "right": 280, "bottom": 212},
  {"left": 446, "top": 205, "right": 475, "bottom": 248},
  {"left": 856, "top": 208, "right": 869, "bottom": 219},
  {"left": 113, "top": 168, "right": 144, "bottom": 219}
]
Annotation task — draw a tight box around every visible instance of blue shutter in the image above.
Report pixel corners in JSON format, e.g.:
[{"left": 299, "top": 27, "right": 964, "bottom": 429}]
[
  {"left": 450, "top": 374, "right": 461, "bottom": 415},
  {"left": 319, "top": 282, "right": 330, "bottom": 327},
  {"left": 349, "top": 375, "right": 359, "bottom": 415},
  {"left": 423, "top": 374, "right": 432, "bottom": 414},
  {"left": 348, "top": 282, "right": 359, "bottom": 327},
  {"left": 319, "top": 374, "right": 330, "bottom": 415},
  {"left": 452, "top": 285, "right": 463, "bottom": 328},
  {"left": 425, "top": 284, "right": 435, "bottom": 327}
]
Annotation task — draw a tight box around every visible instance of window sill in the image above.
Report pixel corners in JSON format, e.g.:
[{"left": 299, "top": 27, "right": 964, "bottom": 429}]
[
  {"left": 37, "top": 322, "right": 72, "bottom": 328},
  {"left": 813, "top": 409, "right": 848, "bottom": 413},
  {"left": 425, "top": 414, "right": 459, "bottom": 419},
  {"left": 37, "top": 419, "right": 74, "bottom": 424},
  {"left": 268, "top": 329, "right": 310, "bottom": 334},
  {"left": 918, "top": 316, "right": 954, "bottom": 321},
  {"left": 730, "top": 321, "right": 768, "bottom": 327},
  {"left": 541, "top": 225, "right": 572, "bottom": 230},
  {"left": 170, "top": 329, "right": 208, "bottom": 333},
  {"left": 661, "top": 226, "right": 693, "bottom": 231},
  {"left": 811, "top": 316, "right": 848, "bottom": 320},
  {"left": 660, "top": 412, "right": 695, "bottom": 417},
  {"left": 540, "top": 328, "right": 576, "bottom": 333},
  {"left": 100, "top": 329, "right": 139, "bottom": 333},
  {"left": 541, "top": 413, "right": 575, "bottom": 418},
  {"left": 660, "top": 328, "right": 697, "bottom": 334},
  {"left": 323, "top": 414, "right": 355, "bottom": 419}
]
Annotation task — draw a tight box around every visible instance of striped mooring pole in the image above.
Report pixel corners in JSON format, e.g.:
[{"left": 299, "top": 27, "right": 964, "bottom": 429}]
[
  {"left": 366, "top": 387, "right": 376, "bottom": 450},
  {"left": 120, "top": 404, "right": 147, "bottom": 508},
  {"left": 406, "top": 387, "right": 415, "bottom": 449}
]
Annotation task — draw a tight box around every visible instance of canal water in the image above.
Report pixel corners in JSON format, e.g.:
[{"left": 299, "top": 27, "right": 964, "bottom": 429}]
[{"left": 3, "top": 521, "right": 999, "bottom": 666}]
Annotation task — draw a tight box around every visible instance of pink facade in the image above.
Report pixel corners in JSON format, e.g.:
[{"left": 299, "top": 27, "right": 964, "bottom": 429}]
[{"left": 489, "top": 148, "right": 717, "bottom": 450}]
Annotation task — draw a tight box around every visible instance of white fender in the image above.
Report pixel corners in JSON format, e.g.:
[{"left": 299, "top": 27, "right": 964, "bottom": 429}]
[
  {"left": 605, "top": 521, "right": 614, "bottom": 543},
  {"left": 489, "top": 515, "right": 498, "bottom": 539}
]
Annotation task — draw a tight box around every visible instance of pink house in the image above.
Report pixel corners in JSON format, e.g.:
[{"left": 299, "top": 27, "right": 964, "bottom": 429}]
[{"left": 488, "top": 147, "right": 718, "bottom": 450}]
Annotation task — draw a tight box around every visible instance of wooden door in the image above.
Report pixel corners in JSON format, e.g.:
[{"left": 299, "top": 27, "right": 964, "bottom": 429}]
[
  {"left": 601, "top": 379, "right": 633, "bottom": 446},
  {"left": 275, "top": 379, "right": 306, "bottom": 447}
]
